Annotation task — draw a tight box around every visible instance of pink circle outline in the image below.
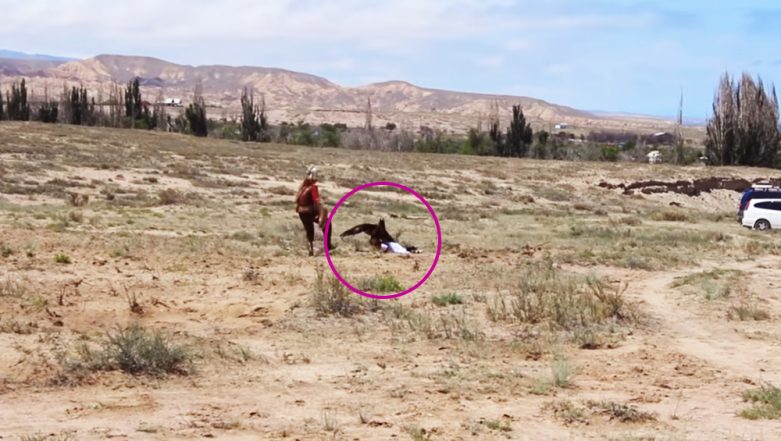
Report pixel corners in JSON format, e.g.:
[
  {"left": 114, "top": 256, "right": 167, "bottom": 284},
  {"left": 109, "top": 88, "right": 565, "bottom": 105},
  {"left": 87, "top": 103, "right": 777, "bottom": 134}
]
[{"left": 323, "top": 181, "right": 442, "bottom": 300}]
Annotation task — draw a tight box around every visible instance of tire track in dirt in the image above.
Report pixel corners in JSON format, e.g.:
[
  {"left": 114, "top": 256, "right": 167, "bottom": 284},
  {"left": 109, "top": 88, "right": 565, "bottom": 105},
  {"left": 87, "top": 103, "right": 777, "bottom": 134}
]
[{"left": 629, "top": 255, "right": 781, "bottom": 384}]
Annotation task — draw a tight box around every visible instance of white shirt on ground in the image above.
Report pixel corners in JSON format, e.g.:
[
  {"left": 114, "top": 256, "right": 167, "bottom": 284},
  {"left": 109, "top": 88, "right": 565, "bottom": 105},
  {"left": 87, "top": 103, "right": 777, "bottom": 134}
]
[{"left": 380, "top": 242, "right": 410, "bottom": 255}]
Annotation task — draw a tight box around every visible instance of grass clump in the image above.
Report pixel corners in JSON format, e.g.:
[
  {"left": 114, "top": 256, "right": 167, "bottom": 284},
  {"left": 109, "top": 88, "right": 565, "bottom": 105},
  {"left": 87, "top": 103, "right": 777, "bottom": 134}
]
[
  {"left": 531, "top": 354, "right": 577, "bottom": 394},
  {"left": 651, "top": 208, "right": 692, "bottom": 222},
  {"left": 728, "top": 301, "right": 771, "bottom": 321},
  {"left": 432, "top": 293, "right": 463, "bottom": 307},
  {"left": 403, "top": 426, "right": 432, "bottom": 441},
  {"left": 544, "top": 400, "right": 589, "bottom": 425},
  {"left": 157, "top": 188, "right": 185, "bottom": 205},
  {"left": 321, "top": 409, "right": 339, "bottom": 433},
  {"left": 230, "top": 230, "right": 255, "bottom": 242},
  {"left": 487, "top": 261, "right": 637, "bottom": 331},
  {"left": 312, "top": 269, "right": 375, "bottom": 317},
  {"left": 672, "top": 268, "right": 743, "bottom": 300},
  {"left": 382, "top": 302, "right": 482, "bottom": 341},
  {"left": 0, "top": 277, "right": 27, "bottom": 298},
  {"left": 65, "top": 324, "right": 191, "bottom": 378},
  {"left": 741, "top": 384, "right": 781, "bottom": 420},
  {"left": 54, "top": 253, "right": 72, "bottom": 264},
  {"left": 485, "top": 418, "right": 512, "bottom": 432},
  {"left": 551, "top": 355, "right": 576, "bottom": 388},
  {"left": 0, "top": 243, "right": 13, "bottom": 258},
  {"left": 671, "top": 268, "right": 741, "bottom": 301},
  {"left": 587, "top": 400, "right": 657, "bottom": 423},
  {"left": 358, "top": 275, "right": 403, "bottom": 294},
  {"left": 21, "top": 434, "right": 76, "bottom": 441},
  {"left": 545, "top": 400, "right": 656, "bottom": 425}
]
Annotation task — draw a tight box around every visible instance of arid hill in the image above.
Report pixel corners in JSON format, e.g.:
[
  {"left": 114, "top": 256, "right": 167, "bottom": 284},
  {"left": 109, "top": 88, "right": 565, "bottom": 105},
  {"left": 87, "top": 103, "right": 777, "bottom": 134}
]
[{"left": 0, "top": 54, "right": 697, "bottom": 136}]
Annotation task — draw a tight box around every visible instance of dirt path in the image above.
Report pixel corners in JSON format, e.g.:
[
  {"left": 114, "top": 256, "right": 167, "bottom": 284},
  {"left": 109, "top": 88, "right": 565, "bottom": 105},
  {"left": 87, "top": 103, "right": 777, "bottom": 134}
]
[{"left": 630, "top": 255, "right": 781, "bottom": 383}]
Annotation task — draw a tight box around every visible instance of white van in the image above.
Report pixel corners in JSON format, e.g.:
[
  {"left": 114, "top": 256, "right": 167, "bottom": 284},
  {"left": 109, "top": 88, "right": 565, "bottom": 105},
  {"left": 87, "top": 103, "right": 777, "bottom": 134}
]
[{"left": 741, "top": 198, "right": 781, "bottom": 230}]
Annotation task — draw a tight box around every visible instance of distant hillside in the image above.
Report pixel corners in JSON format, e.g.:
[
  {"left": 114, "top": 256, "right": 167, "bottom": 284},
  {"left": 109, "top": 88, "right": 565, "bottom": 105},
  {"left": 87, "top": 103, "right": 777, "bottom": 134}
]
[
  {"left": 0, "top": 49, "right": 75, "bottom": 62},
  {"left": 0, "top": 53, "right": 696, "bottom": 136}
]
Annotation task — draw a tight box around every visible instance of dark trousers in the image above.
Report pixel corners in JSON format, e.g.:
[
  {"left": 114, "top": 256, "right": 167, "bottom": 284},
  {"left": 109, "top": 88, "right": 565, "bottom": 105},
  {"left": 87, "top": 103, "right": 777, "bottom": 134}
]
[{"left": 299, "top": 212, "right": 333, "bottom": 252}]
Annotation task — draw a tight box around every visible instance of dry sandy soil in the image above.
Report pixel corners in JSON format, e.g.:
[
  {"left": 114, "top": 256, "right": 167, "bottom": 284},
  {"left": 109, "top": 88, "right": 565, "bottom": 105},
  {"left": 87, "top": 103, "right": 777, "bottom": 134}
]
[{"left": 1, "top": 122, "right": 780, "bottom": 440}]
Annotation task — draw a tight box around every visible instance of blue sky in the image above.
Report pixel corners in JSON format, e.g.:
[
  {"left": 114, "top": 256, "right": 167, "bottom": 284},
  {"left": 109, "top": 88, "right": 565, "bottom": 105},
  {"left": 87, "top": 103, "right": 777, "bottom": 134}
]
[{"left": 2, "top": 0, "right": 780, "bottom": 118}]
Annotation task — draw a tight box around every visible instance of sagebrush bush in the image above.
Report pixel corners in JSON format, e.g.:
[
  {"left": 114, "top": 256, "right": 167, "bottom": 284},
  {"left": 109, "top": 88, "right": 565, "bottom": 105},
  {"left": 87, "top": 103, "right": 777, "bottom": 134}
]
[
  {"left": 66, "top": 324, "right": 191, "bottom": 377},
  {"left": 587, "top": 400, "right": 656, "bottom": 422},
  {"left": 432, "top": 293, "right": 463, "bottom": 306},
  {"left": 158, "top": 188, "right": 185, "bottom": 205},
  {"left": 741, "top": 384, "right": 781, "bottom": 420},
  {"left": 487, "top": 262, "right": 637, "bottom": 330},
  {"left": 728, "top": 302, "right": 771, "bottom": 321},
  {"left": 358, "top": 275, "right": 403, "bottom": 294},
  {"left": 312, "top": 269, "right": 376, "bottom": 317},
  {"left": 651, "top": 209, "right": 691, "bottom": 222}
]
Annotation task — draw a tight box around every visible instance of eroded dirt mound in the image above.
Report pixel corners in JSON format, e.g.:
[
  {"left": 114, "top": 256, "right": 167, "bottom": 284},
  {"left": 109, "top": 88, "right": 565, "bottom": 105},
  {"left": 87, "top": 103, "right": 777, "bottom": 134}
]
[{"left": 599, "top": 177, "right": 781, "bottom": 196}]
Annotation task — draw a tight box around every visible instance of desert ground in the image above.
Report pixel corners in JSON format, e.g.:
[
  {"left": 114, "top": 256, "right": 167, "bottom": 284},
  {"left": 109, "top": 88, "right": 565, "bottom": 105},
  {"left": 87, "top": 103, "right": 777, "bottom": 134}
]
[{"left": 1, "top": 122, "right": 781, "bottom": 440}]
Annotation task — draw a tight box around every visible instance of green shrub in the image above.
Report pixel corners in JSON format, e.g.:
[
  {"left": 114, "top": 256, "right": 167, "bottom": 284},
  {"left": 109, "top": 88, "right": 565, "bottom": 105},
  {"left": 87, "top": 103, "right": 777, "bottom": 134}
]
[
  {"left": 312, "top": 269, "right": 375, "bottom": 317},
  {"left": 67, "top": 324, "right": 191, "bottom": 377},
  {"left": 601, "top": 145, "right": 620, "bottom": 162},
  {"left": 358, "top": 275, "right": 403, "bottom": 294},
  {"left": 54, "top": 254, "right": 71, "bottom": 264},
  {"left": 741, "top": 384, "right": 781, "bottom": 419},
  {"left": 432, "top": 293, "right": 463, "bottom": 306}
]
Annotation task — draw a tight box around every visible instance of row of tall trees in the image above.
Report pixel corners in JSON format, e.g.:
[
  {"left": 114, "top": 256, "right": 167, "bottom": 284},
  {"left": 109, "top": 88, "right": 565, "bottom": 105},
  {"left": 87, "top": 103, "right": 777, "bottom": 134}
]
[
  {"left": 63, "top": 86, "right": 95, "bottom": 125},
  {"left": 1, "top": 79, "right": 31, "bottom": 121},
  {"left": 0, "top": 77, "right": 202, "bottom": 136},
  {"left": 4, "top": 71, "right": 778, "bottom": 168},
  {"left": 706, "top": 72, "right": 780, "bottom": 168},
  {"left": 239, "top": 86, "right": 269, "bottom": 142},
  {"left": 185, "top": 79, "right": 208, "bottom": 137},
  {"left": 486, "top": 104, "right": 534, "bottom": 157}
]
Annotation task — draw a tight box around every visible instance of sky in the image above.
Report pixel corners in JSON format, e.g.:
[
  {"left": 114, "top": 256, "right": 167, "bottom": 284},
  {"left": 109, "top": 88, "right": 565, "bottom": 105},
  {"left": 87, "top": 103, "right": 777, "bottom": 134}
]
[{"left": 2, "top": 0, "right": 781, "bottom": 119}]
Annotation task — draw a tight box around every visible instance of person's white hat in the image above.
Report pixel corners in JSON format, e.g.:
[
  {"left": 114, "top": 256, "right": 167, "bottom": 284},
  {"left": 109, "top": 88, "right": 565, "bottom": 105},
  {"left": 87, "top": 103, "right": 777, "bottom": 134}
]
[{"left": 306, "top": 165, "right": 319, "bottom": 181}]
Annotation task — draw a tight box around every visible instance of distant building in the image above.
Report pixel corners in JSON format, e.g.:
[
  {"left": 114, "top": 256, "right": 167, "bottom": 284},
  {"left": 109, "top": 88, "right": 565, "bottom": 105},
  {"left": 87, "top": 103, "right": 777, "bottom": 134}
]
[
  {"left": 163, "top": 98, "right": 183, "bottom": 107},
  {"left": 554, "top": 122, "right": 569, "bottom": 130},
  {"left": 648, "top": 131, "right": 676, "bottom": 145},
  {"left": 647, "top": 150, "right": 663, "bottom": 164}
]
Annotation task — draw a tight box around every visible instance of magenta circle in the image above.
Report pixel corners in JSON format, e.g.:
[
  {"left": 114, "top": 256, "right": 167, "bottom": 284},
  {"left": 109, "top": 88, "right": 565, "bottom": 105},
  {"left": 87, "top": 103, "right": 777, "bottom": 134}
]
[{"left": 323, "top": 181, "right": 442, "bottom": 300}]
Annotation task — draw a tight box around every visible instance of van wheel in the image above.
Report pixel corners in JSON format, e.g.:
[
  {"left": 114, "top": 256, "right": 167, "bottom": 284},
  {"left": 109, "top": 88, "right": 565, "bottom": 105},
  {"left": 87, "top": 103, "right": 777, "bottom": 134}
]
[{"left": 755, "top": 219, "right": 771, "bottom": 231}]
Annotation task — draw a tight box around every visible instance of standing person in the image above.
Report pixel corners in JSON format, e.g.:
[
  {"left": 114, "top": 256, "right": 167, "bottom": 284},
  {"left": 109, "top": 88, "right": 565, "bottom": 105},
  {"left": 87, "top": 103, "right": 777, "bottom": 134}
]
[{"left": 295, "top": 165, "right": 335, "bottom": 256}]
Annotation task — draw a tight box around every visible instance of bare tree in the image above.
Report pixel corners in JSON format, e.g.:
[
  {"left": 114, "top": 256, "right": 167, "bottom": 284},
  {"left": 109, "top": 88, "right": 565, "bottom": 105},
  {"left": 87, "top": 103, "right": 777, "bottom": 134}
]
[
  {"left": 154, "top": 89, "right": 167, "bottom": 131},
  {"left": 675, "top": 91, "right": 685, "bottom": 164},
  {"left": 186, "top": 77, "right": 208, "bottom": 137},
  {"left": 706, "top": 73, "right": 738, "bottom": 165},
  {"left": 365, "top": 96, "right": 373, "bottom": 131},
  {"left": 706, "top": 72, "right": 779, "bottom": 167},
  {"left": 488, "top": 100, "right": 503, "bottom": 155},
  {"left": 106, "top": 81, "right": 124, "bottom": 128},
  {"left": 240, "top": 86, "right": 261, "bottom": 141}
]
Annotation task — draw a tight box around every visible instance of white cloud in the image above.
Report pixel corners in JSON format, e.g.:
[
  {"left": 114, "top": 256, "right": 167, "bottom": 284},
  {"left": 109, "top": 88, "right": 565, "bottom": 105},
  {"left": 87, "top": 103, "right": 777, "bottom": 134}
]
[
  {"left": 1, "top": 0, "right": 672, "bottom": 45},
  {"left": 476, "top": 56, "right": 505, "bottom": 68},
  {"left": 504, "top": 39, "right": 534, "bottom": 52},
  {"left": 545, "top": 63, "right": 574, "bottom": 76}
]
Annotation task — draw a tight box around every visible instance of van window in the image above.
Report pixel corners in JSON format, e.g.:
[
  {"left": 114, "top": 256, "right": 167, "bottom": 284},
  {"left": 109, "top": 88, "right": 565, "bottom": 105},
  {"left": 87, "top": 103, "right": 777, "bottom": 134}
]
[{"left": 756, "top": 201, "right": 781, "bottom": 211}]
